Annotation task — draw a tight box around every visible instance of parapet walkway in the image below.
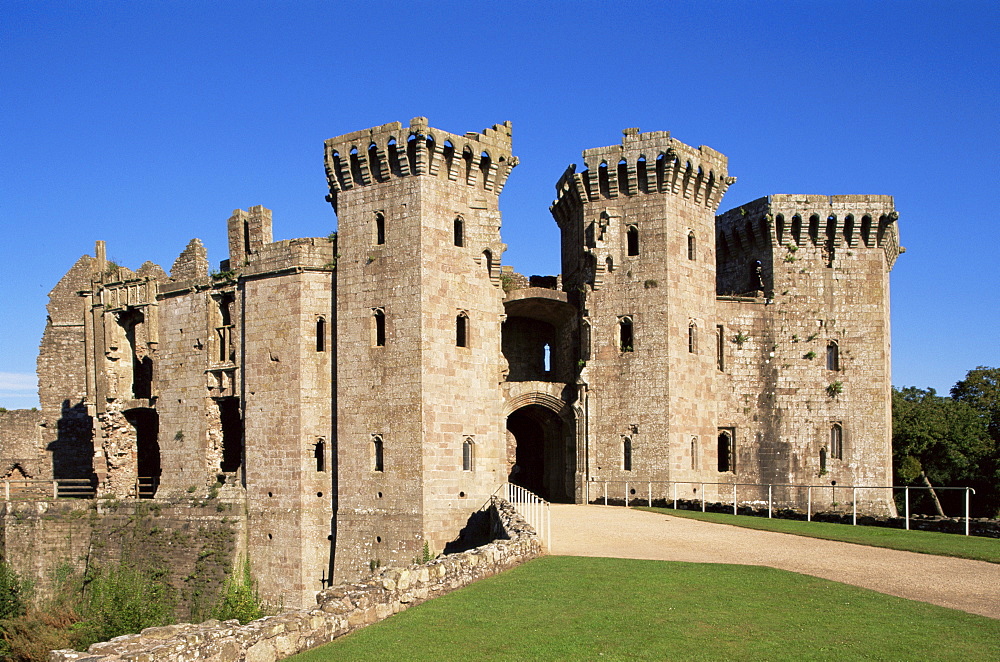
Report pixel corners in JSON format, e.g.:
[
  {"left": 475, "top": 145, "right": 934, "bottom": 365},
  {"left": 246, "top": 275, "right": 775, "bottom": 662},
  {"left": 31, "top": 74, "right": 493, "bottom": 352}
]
[{"left": 549, "top": 504, "right": 1000, "bottom": 619}]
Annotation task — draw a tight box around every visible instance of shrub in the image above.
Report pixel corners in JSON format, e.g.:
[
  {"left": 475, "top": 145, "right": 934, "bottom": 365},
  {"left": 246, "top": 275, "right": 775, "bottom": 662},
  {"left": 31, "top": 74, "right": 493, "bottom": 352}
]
[
  {"left": 75, "top": 563, "right": 176, "bottom": 646},
  {"left": 212, "top": 556, "right": 263, "bottom": 624},
  {"left": 0, "top": 561, "right": 28, "bottom": 619}
]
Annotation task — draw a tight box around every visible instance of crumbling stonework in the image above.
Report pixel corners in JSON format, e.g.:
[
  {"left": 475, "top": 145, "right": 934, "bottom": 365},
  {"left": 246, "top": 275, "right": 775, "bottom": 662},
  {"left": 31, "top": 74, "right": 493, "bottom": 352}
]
[{"left": 0, "top": 118, "right": 901, "bottom": 614}]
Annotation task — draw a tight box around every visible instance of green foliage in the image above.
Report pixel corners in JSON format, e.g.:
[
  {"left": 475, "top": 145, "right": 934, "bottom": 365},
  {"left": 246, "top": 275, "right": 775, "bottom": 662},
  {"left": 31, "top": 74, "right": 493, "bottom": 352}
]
[
  {"left": 210, "top": 269, "right": 237, "bottom": 281},
  {"left": 75, "top": 562, "right": 176, "bottom": 646},
  {"left": 421, "top": 542, "right": 432, "bottom": 564},
  {"left": 826, "top": 381, "right": 843, "bottom": 397},
  {"left": 803, "top": 350, "right": 817, "bottom": 360},
  {"left": 732, "top": 332, "right": 749, "bottom": 346},
  {"left": 643, "top": 279, "right": 658, "bottom": 289},
  {"left": 499, "top": 272, "right": 515, "bottom": 292},
  {"left": 951, "top": 366, "right": 1000, "bottom": 442},
  {"left": 211, "top": 557, "right": 263, "bottom": 624},
  {"left": 287, "top": 557, "right": 1000, "bottom": 662},
  {"left": 326, "top": 231, "right": 337, "bottom": 243},
  {"left": 0, "top": 561, "right": 29, "bottom": 619}
]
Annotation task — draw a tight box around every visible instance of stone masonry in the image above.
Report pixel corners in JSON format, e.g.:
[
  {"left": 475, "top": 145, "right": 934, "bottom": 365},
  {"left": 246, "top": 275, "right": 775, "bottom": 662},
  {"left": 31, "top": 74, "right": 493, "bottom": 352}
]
[{"left": 0, "top": 118, "right": 902, "bottom": 611}]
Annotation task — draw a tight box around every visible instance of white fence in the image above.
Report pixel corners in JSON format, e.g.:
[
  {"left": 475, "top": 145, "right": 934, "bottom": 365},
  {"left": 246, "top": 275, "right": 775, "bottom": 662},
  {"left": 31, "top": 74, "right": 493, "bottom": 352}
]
[
  {"left": 588, "top": 479, "right": 977, "bottom": 536},
  {"left": 501, "top": 483, "right": 551, "bottom": 550}
]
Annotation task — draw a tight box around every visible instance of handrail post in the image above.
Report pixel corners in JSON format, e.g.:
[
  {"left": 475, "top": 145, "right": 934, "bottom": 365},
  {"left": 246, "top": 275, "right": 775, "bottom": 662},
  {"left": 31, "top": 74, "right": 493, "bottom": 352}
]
[
  {"left": 672, "top": 482, "right": 677, "bottom": 510},
  {"left": 53, "top": 480, "right": 58, "bottom": 500},
  {"left": 965, "top": 488, "right": 971, "bottom": 536},
  {"left": 732, "top": 484, "right": 737, "bottom": 515},
  {"left": 905, "top": 487, "right": 910, "bottom": 530},
  {"left": 807, "top": 486, "right": 812, "bottom": 522},
  {"left": 852, "top": 487, "right": 857, "bottom": 526},
  {"left": 768, "top": 484, "right": 772, "bottom": 518},
  {"left": 701, "top": 483, "right": 705, "bottom": 512},
  {"left": 648, "top": 482, "right": 652, "bottom": 507},
  {"left": 604, "top": 481, "right": 607, "bottom": 506},
  {"left": 625, "top": 481, "right": 629, "bottom": 508}
]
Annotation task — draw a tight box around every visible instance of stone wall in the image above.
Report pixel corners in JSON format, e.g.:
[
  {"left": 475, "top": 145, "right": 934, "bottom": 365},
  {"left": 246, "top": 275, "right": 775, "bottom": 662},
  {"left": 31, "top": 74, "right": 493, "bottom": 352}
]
[
  {"left": 49, "top": 497, "right": 541, "bottom": 662},
  {"left": 0, "top": 409, "right": 45, "bottom": 479}
]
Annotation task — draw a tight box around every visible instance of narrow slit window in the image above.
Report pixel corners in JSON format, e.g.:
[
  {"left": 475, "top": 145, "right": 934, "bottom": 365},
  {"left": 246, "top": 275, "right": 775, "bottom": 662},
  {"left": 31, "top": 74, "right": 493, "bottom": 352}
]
[
  {"left": 830, "top": 424, "right": 843, "bottom": 460},
  {"left": 691, "top": 437, "right": 699, "bottom": 470},
  {"left": 314, "top": 439, "right": 326, "bottom": 472},
  {"left": 819, "top": 447, "right": 827, "bottom": 474},
  {"left": 456, "top": 312, "right": 468, "bottom": 348},
  {"left": 462, "top": 437, "right": 474, "bottom": 471},
  {"left": 627, "top": 226, "right": 639, "bottom": 256},
  {"left": 373, "top": 309, "right": 386, "bottom": 347},
  {"left": 374, "top": 212, "right": 385, "bottom": 245},
  {"left": 454, "top": 216, "right": 464, "bottom": 247},
  {"left": 687, "top": 231, "right": 696, "bottom": 260},
  {"left": 716, "top": 325, "right": 725, "bottom": 371},
  {"left": 827, "top": 341, "right": 840, "bottom": 371},
  {"left": 623, "top": 437, "right": 632, "bottom": 471},
  {"left": 619, "top": 317, "right": 634, "bottom": 352},
  {"left": 372, "top": 435, "right": 384, "bottom": 472},
  {"left": 688, "top": 322, "right": 698, "bottom": 354},
  {"left": 316, "top": 317, "right": 326, "bottom": 352}
]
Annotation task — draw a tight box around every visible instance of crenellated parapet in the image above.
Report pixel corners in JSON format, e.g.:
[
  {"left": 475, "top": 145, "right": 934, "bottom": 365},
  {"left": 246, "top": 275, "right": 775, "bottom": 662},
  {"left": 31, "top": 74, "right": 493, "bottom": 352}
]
[
  {"left": 324, "top": 117, "right": 518, "bottom": 213},
  {"left": 550, "top": 128, "right": 735, "bottom": 222},
  {"left": 716, "top": 194, "right": 902, "bottom": 271}
]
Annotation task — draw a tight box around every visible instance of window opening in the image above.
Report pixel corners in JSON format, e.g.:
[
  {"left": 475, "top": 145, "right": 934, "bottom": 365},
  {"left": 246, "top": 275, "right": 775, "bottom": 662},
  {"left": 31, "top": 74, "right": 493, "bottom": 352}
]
[
  {"left": 688, "top": 322, "right": 698, "bottom": 354},
  {"left": 316, "top": 317, "right": 326, "bottom": 352},
  {"left": 372, "top": 435, "right": 384, "bottom": 472},
  {"left": 483, "top": 249, "right": 493, "bottom": 278},
  {"left": 827, "top": 341, "right": 839, "bottom": 370},
  {"left": 716, "top": 325, "right": 725, "bottom": 371},
  {"left": 454, "top": 216, "right": 464, "bottom": 247},
  {"left": 373, "top": 309, "right": 386, "bottom": 347},
  {"left": 462, "top": 437, "right": 475, "bottom": 471},
  {"left": 691, "top": 437, "right": 699, "bottom": 470},
  {"left": 619, "top": 317, "right": 634, "bottom": 352},
  {"left": 830, "top": 424, "right": 843, "bottom": 460},
  {"left": 314, "top": 439, "right": 326, "bottom": 472},
  {"left": 687, "top": 231, "right": 696, "bottom": 260},
  {"left": 627, "top": 226, "right": 639, "bottom": 256},
  {"left": 819, "top": 447, "right": 827, "bottom": 474},
  {"left": 717, "top": 430, "right": 734, "bottom": 473},
  {"left": 623, "top": 437, "right": 632, "bottom": 471},
  {"left": 374, "top": 212, "right": 385, "bottom": 245},
  {"left": 456, "top": 313, "right": 468, "bottom": 348},
  {"left": 218, "top": 397, "right": 243, "bottom": 472}
]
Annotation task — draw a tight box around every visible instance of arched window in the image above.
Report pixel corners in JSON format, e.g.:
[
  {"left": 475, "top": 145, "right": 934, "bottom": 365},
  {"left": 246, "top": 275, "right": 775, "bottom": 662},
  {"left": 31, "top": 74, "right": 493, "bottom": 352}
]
[
  {"left": 373, "top": 309, "right": 386, "bottom": 347},
  {"left": 372, "top": 435, "right": 384, "bottom": 472},
  {"left": 627, "top": 226, "right": 639, "bottom": 256},
  {"left": 316, "top": 317, "right": 326, "bottom": 352},
  {"left": 623, "top": 437, "right": 633, "bottom": 471},
  {"left": 606, "top": 256, "right": 614, "bottom": 273},
  {"left": 462, "top": 437, "right": 475, "bottom": 471},
  {"left": 454, "top": 216, "right": 464, "bottom": 247},
  {"left": 456, "top": 312, "right": 469, "bottom": 347},
  {"left": 374, "top": 211, "right": 385, "bottom": 245},
  {"left": 691, "top": 437, "right": 699, "bottom": 470},
  {"left": 619, "top": 317, "right": 634, "bottom": 352},
  {"left": 830, "top": 424, "right": 843, "bottom": 460},
  {"left": 687, "top": 231, "right": 696, "bottom": 260},
  {"left": 827, "top": 341, "right": 840, "bottom": 371},
  {"left": 483, "top": 249, "right": 493, "bottom": 279},
  {"left": 717, "top": 430, "right": 733, "bottom": 473},
  {"left": 688, "top": 322, "right": 698, "bottom": 354},
  {"left": 314, "top": 438, "right": 326, "bottom": 472}
]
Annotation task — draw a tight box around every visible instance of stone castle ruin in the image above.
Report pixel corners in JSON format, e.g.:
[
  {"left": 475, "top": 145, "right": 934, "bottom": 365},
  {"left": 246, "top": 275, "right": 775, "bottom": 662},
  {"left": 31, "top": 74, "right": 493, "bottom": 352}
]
[{"left": 0, "top": 118, "right": 901, "bottom": 608}]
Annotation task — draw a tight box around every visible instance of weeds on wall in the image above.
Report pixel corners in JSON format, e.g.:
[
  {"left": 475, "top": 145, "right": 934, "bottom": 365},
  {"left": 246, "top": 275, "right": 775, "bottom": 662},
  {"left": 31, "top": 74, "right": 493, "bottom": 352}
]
[{"left": 211, "top": 556, "right": 264, "bottom": 625}]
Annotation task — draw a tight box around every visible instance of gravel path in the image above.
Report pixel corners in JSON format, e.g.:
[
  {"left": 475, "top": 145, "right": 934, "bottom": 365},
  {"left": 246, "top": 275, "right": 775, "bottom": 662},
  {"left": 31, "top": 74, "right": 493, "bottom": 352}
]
[{"left": 549, "top": 504, "right": 1000, "bottom": 619}]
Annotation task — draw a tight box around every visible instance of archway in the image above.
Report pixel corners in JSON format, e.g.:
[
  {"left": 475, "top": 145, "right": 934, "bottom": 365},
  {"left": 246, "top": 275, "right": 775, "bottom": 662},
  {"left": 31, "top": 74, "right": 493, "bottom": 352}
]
[
  {"left": 125, "top": 408, "right": 160, "bottom": 497},
  {"left": 506, "top": 404, "right": 573, "bottom": 502}
]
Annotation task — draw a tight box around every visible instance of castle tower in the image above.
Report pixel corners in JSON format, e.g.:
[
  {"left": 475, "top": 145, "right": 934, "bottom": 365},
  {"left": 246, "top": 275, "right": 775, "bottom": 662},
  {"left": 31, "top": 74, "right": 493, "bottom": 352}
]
[
  {"left": 550, "top": 129, "right": 733, "bottom": 499},
  {"left": 325, "top": 118, "right": 516, "bottom": 579}
]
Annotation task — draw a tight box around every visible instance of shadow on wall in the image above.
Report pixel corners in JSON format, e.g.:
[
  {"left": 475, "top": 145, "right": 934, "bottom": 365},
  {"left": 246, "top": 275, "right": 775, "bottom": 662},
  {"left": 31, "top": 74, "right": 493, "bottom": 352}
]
[
  {"left": 443, "top": 508, "right": 496, "bottom": 554},
  {"left": 47, "top": 399, "right": 94, "bottom": 480}
]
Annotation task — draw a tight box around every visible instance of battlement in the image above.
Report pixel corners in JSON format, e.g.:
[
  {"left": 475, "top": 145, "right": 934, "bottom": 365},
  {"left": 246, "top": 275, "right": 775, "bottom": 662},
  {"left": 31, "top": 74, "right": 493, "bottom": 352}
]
[
  {"left": 551, "top": 129, "right": 734, "bottom": 214},
  {"left": 324, "top": 118, "right": 518, "bottom": 212}
]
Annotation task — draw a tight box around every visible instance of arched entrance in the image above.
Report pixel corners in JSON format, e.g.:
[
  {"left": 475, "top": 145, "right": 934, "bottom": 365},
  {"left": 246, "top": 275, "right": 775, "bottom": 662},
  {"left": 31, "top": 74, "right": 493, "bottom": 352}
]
[{"left": 506, "top": 403, "right": 574, "bottom": 502}]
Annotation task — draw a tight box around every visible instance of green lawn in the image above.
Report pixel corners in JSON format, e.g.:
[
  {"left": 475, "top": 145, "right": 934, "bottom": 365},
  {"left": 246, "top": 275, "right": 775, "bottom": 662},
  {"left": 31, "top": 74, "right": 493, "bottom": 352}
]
[
  {"left": 635, "top": 507, "right": 1000, "bottom": 564},
  {"left": 287, "top": 556, "right": 999, "bottom": 661}
]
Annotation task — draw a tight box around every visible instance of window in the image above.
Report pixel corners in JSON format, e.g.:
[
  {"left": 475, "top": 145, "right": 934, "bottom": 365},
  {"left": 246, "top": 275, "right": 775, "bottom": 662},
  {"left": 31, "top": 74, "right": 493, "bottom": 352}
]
[
  {"left": 827, "top": 341, "right": 840, "bottom": 371},
  {"left": 626, "top": 226, "right": 639, "bottom": 256},
  {"left": 454, "top": 216, "right": 464, "bottom": 247},
  {"left": 373, "top": 309, "right": 386, "bottom": 347},
  {"left": 372, "top": 435, "right": 384, "bottom": 472},
  {"left": 456, "top": 312, "right": 469, "bottom": 347},
  {"left": 462, "top": 437, "right": 475, "bottom": 471},
  {"left": 717, "top": 430, "right": 734, "bottom": 473},
  {"left": 374, "top": 212, "right": 385, "bottom": 245},
  {"left": 619, "top": 317, "right": 634, "bottom": 352},
  {"left": 687, "top": 231, "right": 696, "bottom": 260},
  {"left": 716, "top": 325, "right": 725, "bottom": 371},
  {"left": 623, "top": 437, "right": 633, "bottom": 471},
  {"left": 314, "top": 439, "right": 326, "bottom": 472},
  {"left": 688, "top": 322, "right": 698, "bottom": 354},
  {"left": 819, "top": 447, "right": 827, "bottom": 474},
  {"left": 691, "top": 437, "right": 699, "bottom": 470},
  {"left": 316, "top": 317, "right": 326, "bottom": 352},
  {"left": 830, "top": 424, "right": 843, "bottom": 460}
]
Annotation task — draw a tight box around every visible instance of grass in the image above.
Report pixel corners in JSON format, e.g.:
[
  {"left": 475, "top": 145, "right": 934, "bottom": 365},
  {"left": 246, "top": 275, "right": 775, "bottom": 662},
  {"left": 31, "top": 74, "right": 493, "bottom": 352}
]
[
  {"left": 635, "top": 507, "right": 1000, "bottom": 564},
  {"left": 287, "top": 556, "right": 1000, "bottom": 661}
]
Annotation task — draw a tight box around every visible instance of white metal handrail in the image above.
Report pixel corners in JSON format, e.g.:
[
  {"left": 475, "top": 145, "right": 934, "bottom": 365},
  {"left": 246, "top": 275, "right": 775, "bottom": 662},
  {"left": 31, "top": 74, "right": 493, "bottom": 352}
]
[
  {"left": 502, "top": 483, "right": 551, "bottom": 550},
  {"left": 588, "top": 479, "right": 978, "bottom": 536}
]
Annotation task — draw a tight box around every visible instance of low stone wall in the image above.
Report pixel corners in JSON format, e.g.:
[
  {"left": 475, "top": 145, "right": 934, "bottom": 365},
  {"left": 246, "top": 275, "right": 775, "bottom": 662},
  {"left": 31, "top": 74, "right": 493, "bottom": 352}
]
[
  {"left": 49, "top": 497, "right": 542, "bottom": 661},
  {"left": 594, "top": 497, "right": 1000, "bottom": 538}
]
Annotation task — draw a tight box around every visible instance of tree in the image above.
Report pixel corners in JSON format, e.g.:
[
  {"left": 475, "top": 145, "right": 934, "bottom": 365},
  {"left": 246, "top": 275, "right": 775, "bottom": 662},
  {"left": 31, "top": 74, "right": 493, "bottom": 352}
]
[
  {"left": 951, "top": 366, "right": 1000, "bottom": 442},
  {"left": 891, "top": 386, "right": 995, "bottom": 516}
]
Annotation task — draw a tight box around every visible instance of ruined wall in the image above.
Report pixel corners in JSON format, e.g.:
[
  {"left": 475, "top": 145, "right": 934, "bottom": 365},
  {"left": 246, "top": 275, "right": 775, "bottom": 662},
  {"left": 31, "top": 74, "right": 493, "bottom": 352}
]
[
  {"left": 0, "top": 409, "right": 45, "bottom": 479},
  {"left": 551, "top": 129, "right": 733, "bottom": 501}
]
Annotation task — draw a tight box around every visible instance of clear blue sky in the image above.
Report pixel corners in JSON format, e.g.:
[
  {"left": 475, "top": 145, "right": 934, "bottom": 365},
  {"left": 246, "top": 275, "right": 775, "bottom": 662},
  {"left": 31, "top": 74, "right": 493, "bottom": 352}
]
[{"left": 2, "top": 1, "right": 998, "bottom": 408}]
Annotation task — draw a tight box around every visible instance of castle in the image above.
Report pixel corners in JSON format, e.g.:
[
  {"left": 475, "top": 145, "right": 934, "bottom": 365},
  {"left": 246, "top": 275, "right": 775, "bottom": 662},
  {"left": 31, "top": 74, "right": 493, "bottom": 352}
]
[{"left": 0, "top": 118, "right": 901, "bottom": 608}]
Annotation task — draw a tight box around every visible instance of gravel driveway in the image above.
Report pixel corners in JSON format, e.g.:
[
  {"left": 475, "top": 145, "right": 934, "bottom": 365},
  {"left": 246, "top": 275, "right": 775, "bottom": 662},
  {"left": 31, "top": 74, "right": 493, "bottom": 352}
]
[{"left": 549, "top": 504, "right": 1000, "bottom": 619}]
